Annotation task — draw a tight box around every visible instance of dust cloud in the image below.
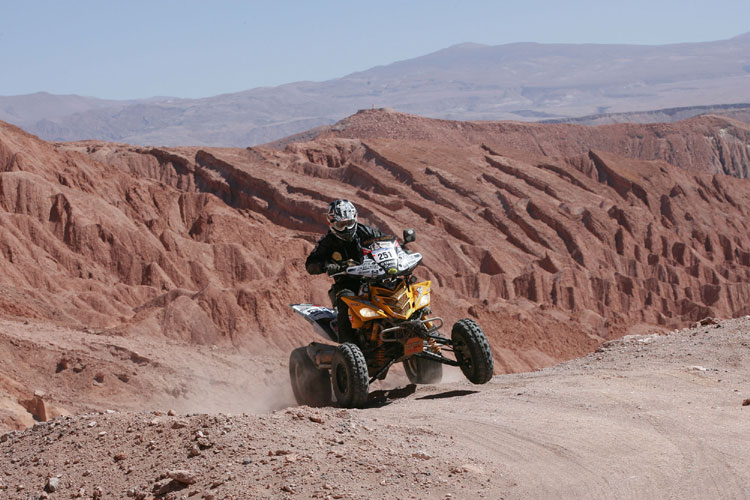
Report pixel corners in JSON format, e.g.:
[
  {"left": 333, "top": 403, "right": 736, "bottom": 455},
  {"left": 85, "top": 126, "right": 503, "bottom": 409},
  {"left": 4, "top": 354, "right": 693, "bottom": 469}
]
[{"left": 178, "top": 364, "right": 296, "bottom": 415}]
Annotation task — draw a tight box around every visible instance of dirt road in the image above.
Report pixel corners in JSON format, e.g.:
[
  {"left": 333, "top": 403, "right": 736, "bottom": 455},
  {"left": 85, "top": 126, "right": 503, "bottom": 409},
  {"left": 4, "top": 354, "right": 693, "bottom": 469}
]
[{"left": 1, "top": 318, "right": 749, "bottom": 499}]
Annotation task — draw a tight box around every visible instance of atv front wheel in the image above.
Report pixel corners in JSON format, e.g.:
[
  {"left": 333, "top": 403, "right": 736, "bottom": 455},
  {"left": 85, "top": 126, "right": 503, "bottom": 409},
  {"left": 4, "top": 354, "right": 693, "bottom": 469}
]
[
  {"left": 403, "top": 355, "right": 443, "bottom": 384},
  {"left": 289, "top": 347, "right": 332, "bottom": 407},
  {"left": 331, "top": 343, "right": 369, "bottom": 408},
  {"left": 451, "top": 319, "right": 494, "bottom": 384}
]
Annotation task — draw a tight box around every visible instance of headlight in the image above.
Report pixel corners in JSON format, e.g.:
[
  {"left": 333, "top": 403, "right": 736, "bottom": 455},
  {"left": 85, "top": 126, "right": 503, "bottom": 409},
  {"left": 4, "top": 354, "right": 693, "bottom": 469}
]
[
  {"left": 358, "top": 307, "right": 382, "bottom": 318},
  {"left": 415, "top": 293, "right": 430, "bottom": 308}
]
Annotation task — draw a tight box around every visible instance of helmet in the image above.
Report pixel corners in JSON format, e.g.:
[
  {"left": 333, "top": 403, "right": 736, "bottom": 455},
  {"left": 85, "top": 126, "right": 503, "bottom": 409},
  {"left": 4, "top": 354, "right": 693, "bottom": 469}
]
[{"left": 327, "top": 199, "right": 358, "bottom": 241}]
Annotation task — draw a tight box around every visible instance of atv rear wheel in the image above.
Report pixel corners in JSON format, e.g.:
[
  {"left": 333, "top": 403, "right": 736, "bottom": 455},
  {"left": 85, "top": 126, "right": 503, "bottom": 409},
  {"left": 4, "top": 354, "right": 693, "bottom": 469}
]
[
  {"left": 331, "top": 343, "right": 369, "bottom": 408},
  {"left": 403, "top": 355, "right": 443, "bottom": 384},
  {"left": 451, "top": 319, "right": 494, "bottom": 384},
  {"left": 289, "top": 347, "right": 332, "bottom": 407}
]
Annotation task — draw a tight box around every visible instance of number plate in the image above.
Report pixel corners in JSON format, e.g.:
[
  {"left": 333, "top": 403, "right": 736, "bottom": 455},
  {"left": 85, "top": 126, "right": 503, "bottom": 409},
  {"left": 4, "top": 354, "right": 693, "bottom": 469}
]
[{"left": 404, "top": 337, "right": 424, "bottom": 356}]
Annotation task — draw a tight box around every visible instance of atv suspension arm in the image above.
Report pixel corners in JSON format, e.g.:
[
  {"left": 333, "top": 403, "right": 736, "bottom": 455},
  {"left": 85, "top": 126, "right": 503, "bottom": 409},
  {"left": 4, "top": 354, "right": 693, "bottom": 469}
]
[
  {"left": 369, "top": 357, "right": 396, "bottom": 384},
  {"left": 379, "top": 317, "right": 445, "bottom": 342},
  {"left": 413, "top": 351, "right": 460, "bottom": 366},
  {"left": 425, "top": 333, "right": 452, "bottom": 345}
]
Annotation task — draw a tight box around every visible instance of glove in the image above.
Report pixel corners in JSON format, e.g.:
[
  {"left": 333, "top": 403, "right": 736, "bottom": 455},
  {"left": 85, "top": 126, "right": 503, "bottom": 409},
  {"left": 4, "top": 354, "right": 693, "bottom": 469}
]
[{"left": 326, "top": 262, "right": 342, "bottom": 276}]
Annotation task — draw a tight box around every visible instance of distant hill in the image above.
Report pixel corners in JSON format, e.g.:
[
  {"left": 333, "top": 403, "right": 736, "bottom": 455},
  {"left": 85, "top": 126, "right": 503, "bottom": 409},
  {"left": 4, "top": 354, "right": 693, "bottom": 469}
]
[
  {"left": 2, "top": 33, "right": 750, "bottom": 146},
  {"left": 541, "top": 103, "right": 750, "bottom": 126}
]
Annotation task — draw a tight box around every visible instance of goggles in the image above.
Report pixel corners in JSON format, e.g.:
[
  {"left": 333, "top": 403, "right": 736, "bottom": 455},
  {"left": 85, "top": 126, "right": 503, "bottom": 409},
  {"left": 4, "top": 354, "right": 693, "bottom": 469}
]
[{"left": 331, "top": 219, "right": 356, "bottom": 231}]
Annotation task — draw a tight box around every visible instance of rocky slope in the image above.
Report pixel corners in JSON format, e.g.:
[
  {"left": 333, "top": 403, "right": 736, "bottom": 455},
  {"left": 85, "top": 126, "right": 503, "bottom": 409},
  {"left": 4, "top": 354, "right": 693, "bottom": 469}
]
[
  {"left": 308, "top": 109, "right": 750, "bottom": 177},
  {"left": 2, "top": 110, "right": 750, "bottom": 429}
]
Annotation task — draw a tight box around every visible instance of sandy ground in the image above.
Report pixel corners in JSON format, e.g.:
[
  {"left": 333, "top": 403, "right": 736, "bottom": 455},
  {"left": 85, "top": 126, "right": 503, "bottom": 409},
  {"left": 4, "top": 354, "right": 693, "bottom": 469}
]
[
  {"left": 1, "top": 317, "right": 749, "bottom": 499},
  {"left": 0, "top": 318, "right": 301, "bottom": 434}
]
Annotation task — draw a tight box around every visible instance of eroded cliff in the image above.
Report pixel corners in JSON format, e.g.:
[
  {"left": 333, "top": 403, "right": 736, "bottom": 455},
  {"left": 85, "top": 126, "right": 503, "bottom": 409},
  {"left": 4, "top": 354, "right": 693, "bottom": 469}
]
[{"left": 1, "top": 111, "right": 750, "bottom": 375}]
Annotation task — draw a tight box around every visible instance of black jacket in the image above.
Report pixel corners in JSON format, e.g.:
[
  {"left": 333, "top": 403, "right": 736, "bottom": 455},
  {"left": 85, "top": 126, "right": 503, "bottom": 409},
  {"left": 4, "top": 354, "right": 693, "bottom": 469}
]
[{"left": 305, "top": 223, "right": 384, "bottom": 285}]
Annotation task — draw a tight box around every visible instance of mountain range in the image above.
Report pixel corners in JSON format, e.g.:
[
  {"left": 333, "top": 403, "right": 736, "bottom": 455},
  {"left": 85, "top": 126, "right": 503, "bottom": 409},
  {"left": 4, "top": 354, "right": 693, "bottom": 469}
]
[{"left": 2, "top": 33, "right": 750, "bottom": 146}]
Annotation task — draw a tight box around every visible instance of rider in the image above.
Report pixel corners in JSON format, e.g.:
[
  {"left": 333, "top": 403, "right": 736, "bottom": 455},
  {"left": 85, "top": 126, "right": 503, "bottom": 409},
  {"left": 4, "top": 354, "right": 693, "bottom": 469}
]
[{"left": 305, "top": 199, "right": 384, "bottom": 344}]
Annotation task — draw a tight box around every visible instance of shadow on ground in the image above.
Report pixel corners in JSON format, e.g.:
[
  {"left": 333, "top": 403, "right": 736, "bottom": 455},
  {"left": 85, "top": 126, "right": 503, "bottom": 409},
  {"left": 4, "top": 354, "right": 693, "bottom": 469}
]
[{"left": 417, "top": 390, "right": 478, "bottom": 400}]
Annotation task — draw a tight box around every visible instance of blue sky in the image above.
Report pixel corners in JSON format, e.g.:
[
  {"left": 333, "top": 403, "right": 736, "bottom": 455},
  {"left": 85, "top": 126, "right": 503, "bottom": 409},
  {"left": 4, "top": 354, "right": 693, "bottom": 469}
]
[{"left": 2, "top": 0, "right": 748, "bottom": 100}]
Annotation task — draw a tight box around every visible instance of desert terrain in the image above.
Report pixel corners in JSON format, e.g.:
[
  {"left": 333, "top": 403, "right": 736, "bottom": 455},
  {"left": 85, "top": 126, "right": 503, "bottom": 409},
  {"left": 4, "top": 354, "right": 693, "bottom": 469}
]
[
  {"left": 1, "top": 316, "right": 748, "bottom": 499},
  {"left": 1, "top": 109, "right": 750, "bottom": 498}
]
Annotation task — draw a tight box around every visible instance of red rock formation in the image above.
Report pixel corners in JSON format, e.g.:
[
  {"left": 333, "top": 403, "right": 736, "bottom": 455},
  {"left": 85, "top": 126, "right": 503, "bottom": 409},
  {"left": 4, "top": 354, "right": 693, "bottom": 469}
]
[
  {"left": 302, "top": 109, "right": 750, "bottom": 178},
  {"left": 2, "top": 111, "right": 750, "bottom": 376}
]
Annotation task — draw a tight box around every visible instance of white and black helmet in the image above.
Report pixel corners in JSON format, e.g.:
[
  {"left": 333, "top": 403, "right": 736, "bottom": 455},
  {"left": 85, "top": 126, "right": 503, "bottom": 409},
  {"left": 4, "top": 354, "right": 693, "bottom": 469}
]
[{"left": 327, "top": 199, "right": 358, "bottom": 241}]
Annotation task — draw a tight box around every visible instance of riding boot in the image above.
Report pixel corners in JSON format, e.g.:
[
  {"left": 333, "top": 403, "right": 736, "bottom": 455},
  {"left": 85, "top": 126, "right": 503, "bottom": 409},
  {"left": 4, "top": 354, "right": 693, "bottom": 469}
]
[{"left": 335, "top": 289, "right": 356, "bottom": 344}]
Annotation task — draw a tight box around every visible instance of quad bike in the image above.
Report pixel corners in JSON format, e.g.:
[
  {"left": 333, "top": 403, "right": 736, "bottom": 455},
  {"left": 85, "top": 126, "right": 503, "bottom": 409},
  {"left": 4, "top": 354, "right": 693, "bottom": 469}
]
[{"left": 289, "top": 229, "right": 494, "bottom": 408}]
